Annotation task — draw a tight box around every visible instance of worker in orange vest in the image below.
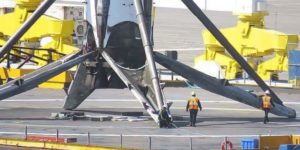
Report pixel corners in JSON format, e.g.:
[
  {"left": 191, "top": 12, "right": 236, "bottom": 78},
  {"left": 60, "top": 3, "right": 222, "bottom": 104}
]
[
  {"left": 261, "top": 90, "right": 275, "bottom": 124},
  {"left": 186, "top": 91, "right": 202, "bottom": 127}
]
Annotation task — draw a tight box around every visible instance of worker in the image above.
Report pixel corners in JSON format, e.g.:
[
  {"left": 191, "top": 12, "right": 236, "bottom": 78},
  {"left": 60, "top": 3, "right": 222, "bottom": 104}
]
[
  {"left": 261, "top": 90, "right": 275, "bottom": 124},
  {"left": 159, "top": 104, "right": 172, "bottom": 128},
  {"left": 186, "top": 91, "right": 202, "bottom": 127}
]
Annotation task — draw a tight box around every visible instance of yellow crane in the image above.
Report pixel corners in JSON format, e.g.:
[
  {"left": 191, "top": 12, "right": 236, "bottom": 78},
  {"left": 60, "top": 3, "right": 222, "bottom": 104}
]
[
  {"left": 0, "top": 0, "right": 78, "bottom": 88},
  {"left": 195, "top": 11, "right": 299, "bottom": 80}
]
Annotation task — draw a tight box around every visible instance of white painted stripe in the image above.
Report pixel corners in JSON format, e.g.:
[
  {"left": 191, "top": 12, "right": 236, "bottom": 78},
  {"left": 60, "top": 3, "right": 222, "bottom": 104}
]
[
  {"left": 0, "top": 106, "right": 261, "bottom": 111},
  {"left": 3, "top": 99, "right": 215, "bottom": 102},
  {"left": 279, "top": 124, "right": 300, "bottom": 127},
  {"left": 3, "top": 99, "right": 64, "bottom": 102},
  {"left": 154, "top": 48, "right": 205, "bottom": 51},
  {"left": 1, "top": 106, "right": 261, "bottom": 112},
  {"left": 202, "top": 108, "right": 260, "bottom": 112},
  {"left": 0, "top": 123, "right": 156, "bottom": 129}
]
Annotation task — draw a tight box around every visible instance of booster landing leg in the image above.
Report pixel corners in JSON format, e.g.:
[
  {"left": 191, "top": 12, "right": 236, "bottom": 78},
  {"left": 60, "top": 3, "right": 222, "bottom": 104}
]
[{"left": 134, "top": 0, "right": 172, "bottom": 127}]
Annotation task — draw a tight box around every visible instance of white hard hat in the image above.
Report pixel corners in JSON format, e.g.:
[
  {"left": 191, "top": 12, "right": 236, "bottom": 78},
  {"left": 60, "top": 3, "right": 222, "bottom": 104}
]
[
  {"left": 163, "top": 104, "right": 167, "bottom": 108},
  {"left": 191, "top": 91, "right": 196, "bottom": 96},
  {"left": 265, "top": 90, "right": 270, "bottom": 94}
]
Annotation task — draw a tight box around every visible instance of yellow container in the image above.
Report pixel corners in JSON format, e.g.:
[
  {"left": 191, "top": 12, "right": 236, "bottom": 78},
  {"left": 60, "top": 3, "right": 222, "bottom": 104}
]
[
  {"left": 291, "top": 79, "right": 300, "bottom": 88},
  {"left": 260, "top": 135, "right": 292, "bottom": 150},
  {"left": 292, "top": 135, "right": 300, "bottom": 145},
  {"left": 260, "top": 135, "right": 300, "bottom": 150}
]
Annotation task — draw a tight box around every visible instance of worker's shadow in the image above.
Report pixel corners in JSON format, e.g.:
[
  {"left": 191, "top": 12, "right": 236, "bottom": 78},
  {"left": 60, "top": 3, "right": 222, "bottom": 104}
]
[{"left": 173, "top": 116, "right": 300, "bottom": 127}]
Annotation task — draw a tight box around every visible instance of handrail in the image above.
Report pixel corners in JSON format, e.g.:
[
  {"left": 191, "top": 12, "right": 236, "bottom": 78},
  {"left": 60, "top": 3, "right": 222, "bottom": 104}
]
[{"left": 0, "top": 45, "right": 68, "bottom": 69}]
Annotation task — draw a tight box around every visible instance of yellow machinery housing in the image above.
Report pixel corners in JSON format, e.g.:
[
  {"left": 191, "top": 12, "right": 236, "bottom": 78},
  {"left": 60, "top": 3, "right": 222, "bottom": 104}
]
[
  {"left": 0, "top": 0, "right": 78, "bottom": 89},
  {"left": 195, "top": 12, "right": 299, "bottom": 80}
]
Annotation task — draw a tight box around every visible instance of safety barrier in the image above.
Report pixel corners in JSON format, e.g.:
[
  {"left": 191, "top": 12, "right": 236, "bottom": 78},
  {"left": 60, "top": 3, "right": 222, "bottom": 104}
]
[
  {"left": 0, "top": 137, "right": 123, "bottom": 150},
  {"left": 0, "top": 127, "right": 300, "bottom": 150},
  {"left": 0, "top": 127, "right": 256, "bottom": 150}
]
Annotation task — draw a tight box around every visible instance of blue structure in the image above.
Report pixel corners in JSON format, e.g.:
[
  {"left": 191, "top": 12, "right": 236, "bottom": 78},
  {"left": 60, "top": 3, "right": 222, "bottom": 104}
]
[
  {"left": 288, "top": 50, "right": 300, "bottom": 80},
  {"left": 240, "top": 138, "right": 258, "bottom": 149},
  {"left": 278, "top": 144, "right": 295, "bottom": 150}
]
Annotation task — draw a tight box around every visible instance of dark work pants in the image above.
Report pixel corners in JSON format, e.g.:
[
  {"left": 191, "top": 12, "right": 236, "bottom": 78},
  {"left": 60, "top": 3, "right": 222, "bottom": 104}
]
[
  {"left": 189, "top": 109, "right": 198, "bottom": 125},
  {"left": 264, "top": 108, "right": 270, "bottom": 124}
]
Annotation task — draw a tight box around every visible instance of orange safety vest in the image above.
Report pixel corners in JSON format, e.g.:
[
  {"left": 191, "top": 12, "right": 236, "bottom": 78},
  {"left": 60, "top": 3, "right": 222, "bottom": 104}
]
[
  {"left": 262, "top": 95, "right": 272, "bottom": 109},
  {"left": 188, "top": 97, "right": 200, "bottom": 110}
]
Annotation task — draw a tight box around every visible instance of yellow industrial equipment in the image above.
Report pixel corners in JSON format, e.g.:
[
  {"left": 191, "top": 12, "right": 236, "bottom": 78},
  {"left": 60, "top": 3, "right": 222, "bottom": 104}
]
[
  {"left": 195, "top": 12, "right": 299, "bottom": 80},
  {"left": 260, "top": 135, "right": 300, "bottom": 150},
  {"left": 0, "top": 0, "right": 78, "bottom": 88}
]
